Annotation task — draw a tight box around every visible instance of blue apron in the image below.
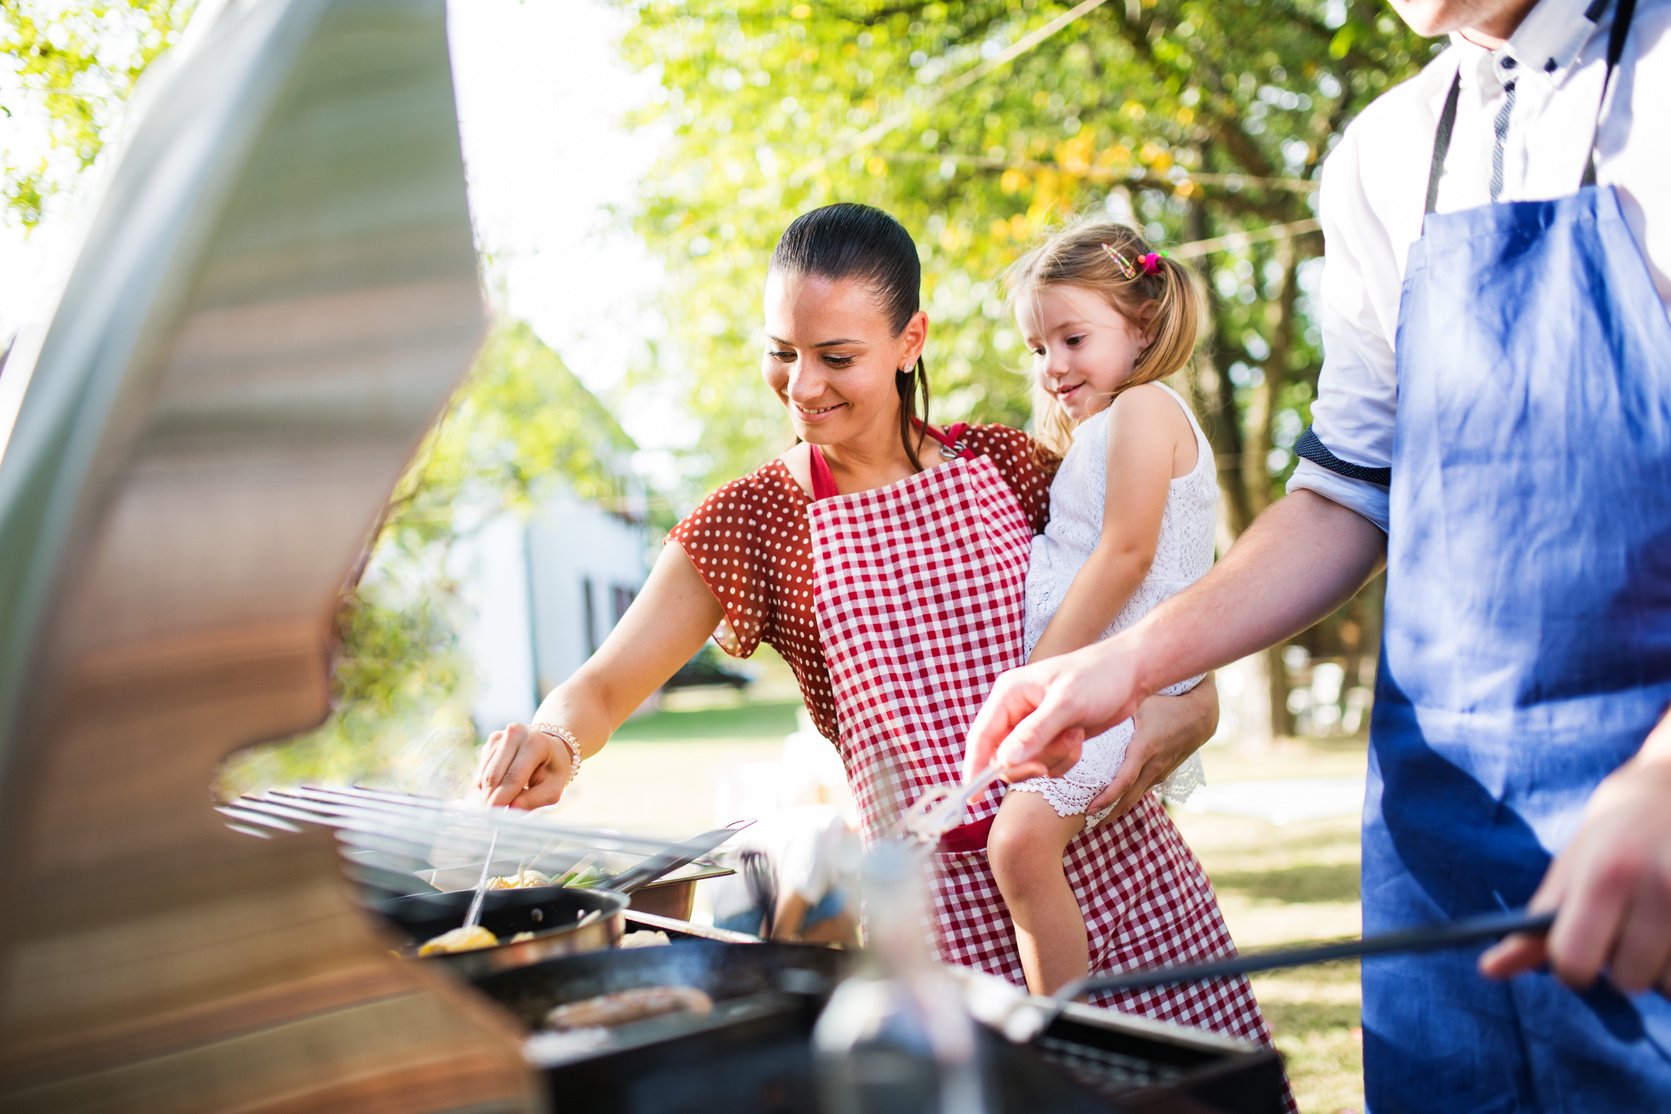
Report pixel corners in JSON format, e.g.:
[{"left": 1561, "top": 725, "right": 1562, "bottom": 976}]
[{"left": 1364, "top": 3, "right": 1671, "bottom": 1109}]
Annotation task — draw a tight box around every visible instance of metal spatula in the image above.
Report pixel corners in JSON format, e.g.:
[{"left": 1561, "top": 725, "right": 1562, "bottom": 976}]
[
  {"left": 899, "top": 763, "right": 1009, "bottom": 845},
  {"left": 984, "top": 907, "right": 1556, "bottom": 1044}
]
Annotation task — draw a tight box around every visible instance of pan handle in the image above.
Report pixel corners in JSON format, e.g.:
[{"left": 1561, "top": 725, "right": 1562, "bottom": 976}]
[{"left": 598, "top": 819, "right": 755, "bottom": 896}]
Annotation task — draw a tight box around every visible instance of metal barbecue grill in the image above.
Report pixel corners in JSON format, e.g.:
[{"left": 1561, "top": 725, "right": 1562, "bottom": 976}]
[
  {"left": 220, "top": 785, "right": 739, "bottom": 901},
  {"left": 221, "top": 785, "right": 1287, "bottom": 1111}
]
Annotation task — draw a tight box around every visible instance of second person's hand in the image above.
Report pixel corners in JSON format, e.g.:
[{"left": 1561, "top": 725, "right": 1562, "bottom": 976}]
[
  {"left": 1479, "top": 740, "right": 1671, "bottom": 996},
  {"left": 474, "top": 723, "right": 571, "bottom": 809}
]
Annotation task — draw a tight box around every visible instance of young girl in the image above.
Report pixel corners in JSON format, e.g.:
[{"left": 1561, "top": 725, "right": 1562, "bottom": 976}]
[{"left": 987, "top": 222, "right": 1217, "bottom": 996}]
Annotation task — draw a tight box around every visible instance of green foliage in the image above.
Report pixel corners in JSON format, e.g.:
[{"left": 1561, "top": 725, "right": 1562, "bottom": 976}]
[
  {"left": 613, "top": 0, "right": 1429, "bottom": 510},
  {"left": 613, "top": 1, "right": 1425, "bottom": 735},
  {"left": 1, "top": 0, "right": 199, "bottom": 228},
  {"left": 384, "top": 318, "right": 641, "bottom": 547}
]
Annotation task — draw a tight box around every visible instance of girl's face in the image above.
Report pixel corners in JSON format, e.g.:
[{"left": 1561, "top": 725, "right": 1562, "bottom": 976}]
[
  {"left": 1016, "top": 284, "right": 1151, "bottom": 424},
  {"left": 761, "top": 269, "right": 926, "bottom": 448}
]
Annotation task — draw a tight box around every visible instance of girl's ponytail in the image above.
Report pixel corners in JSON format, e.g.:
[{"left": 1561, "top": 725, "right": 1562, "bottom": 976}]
[{"left": 1129, "top": 249, "right": 1203, "bottom": 387}]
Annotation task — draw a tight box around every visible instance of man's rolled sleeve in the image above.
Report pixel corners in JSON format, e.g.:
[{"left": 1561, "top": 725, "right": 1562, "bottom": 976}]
[{"left": 1287, "top": 460, "right": 1390, "bottom": 533}]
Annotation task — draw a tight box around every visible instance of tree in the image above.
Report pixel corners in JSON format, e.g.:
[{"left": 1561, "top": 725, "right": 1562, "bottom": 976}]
[
  {"left": 6, "top": 5, "right": 649, "bottom": 787},
  {"left": 614, "top": 0, "right": 1429, "bottom": 736},
  {"left": 2, "top": 0, "right": 199, "bottom": 229}
]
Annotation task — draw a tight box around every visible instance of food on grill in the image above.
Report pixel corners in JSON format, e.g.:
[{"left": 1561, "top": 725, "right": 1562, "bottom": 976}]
[
  {"left": 418, "top": 925, "right": 499, "bottom": 955},
  {"left": 486, "top": 869, "right": 552, "bottom": 890},
  {"left": 618, "top": 930, "right": 672, "bottom": 949},
  {"left": 481, "top": 863, "right": 611, "bottom": 890},
  {"left": 542, "top": 986, "right": 715, "bottom": 1031},
  {"left": 555, "top": 863, "right": 609, "bottom": 888}
]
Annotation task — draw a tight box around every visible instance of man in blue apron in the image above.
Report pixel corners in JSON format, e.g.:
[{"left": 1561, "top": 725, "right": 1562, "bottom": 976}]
[{"left": 966, "top": 1, "right": 1671, "bottom": 1107}]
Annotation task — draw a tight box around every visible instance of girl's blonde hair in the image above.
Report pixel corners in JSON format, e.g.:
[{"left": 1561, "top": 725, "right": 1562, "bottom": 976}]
[{"left": 1003, "top": 221, "right": 1204, "bottom": 457}]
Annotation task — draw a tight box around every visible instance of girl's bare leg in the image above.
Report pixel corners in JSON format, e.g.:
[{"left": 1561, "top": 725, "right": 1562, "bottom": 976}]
[{"left": 988, "top": 789, "right": 1093, "bottom": 995}]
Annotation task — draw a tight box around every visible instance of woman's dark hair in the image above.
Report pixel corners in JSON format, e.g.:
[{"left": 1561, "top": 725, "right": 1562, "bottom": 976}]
[{"left": 770, "top": 203, "right": 931, "bottom": 470}]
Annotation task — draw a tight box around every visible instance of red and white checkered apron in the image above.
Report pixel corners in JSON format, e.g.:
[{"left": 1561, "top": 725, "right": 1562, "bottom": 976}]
[{"left": 807, "top": 430, "right": 1286, "bottom": 1062}]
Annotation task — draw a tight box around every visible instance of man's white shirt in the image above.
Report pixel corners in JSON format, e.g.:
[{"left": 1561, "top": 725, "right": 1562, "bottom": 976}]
[{"left": 1289, "top": 0, "right": 1671, "bottom": 531}]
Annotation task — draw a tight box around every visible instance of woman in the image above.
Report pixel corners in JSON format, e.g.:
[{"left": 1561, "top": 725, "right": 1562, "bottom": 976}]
[{"left": 475, "top": 204, "right": 1275, "bottom": 1048}]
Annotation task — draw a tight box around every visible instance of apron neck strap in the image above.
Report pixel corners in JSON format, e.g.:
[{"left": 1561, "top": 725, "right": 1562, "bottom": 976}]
[
  {"left": 1423, "top": 0, "right": 1636, "bottom": 218},
  {"left": 1582, "top": 0, "right": 1636, "bottom": 188},
  {"left": 807, "top": 421, "right": 974, "bottom": 501},
  {"left": 925, "top": 420, "right": 971, "bottom": 455},
  {"left": 809, "top": 444, "right": 840, "bottom": 501},
  {"left": 1422, "top": 75, "right": 1463, "bottom": 218}
]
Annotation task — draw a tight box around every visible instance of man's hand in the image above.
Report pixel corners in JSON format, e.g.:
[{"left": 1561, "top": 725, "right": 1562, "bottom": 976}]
[
  {"left": 965, "top": 635, "right": 1145, "bottom": 782},
  {"left": 1480, "top": 743, "right": 1671, "bottom": 995}
]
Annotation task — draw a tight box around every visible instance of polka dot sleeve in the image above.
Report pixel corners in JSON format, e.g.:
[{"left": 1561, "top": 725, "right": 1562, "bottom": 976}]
[{"left": 665, "top": 473, "right": 773, "bottom": 657}]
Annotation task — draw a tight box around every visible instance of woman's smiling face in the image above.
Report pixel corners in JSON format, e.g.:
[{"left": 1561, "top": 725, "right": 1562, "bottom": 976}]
[{"left": 762, "top": 268, "right": 925, "bottom": 448}]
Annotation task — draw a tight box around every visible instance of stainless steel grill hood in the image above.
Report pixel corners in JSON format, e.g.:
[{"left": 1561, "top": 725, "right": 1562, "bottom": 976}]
[{"left": 0, "top": 1, "right": 537, "bottom": 1107}]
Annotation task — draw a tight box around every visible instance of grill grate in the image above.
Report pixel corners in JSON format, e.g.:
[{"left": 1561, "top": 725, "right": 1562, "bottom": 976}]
[{"left": 1032, "top": 1032, "right": 1180, "bottom": 1096}]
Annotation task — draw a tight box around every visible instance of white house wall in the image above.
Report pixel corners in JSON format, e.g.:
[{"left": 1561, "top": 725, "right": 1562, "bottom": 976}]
[
  {"left": 527, "top": 498, "right": 648, "bottom": 694},
  {"left": 457, "top": 494, "right": 649, "bottom": 733},
  {"left": 454, "top": 512, "right": 537, "bottom": 734}
]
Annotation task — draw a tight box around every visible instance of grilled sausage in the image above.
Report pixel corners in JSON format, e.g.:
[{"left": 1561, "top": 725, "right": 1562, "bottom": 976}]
[{"left": 542, "top": 986, "right": 714, "bottom": 1030}]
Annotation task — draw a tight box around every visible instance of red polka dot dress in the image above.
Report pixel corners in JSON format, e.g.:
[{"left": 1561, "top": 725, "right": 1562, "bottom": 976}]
[{"left": 668, "top": 422, "right": 1285, "bottom": 1074}]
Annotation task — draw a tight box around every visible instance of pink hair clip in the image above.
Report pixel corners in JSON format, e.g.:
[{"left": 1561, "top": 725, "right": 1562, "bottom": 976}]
[
  {"left": 1140, "top": 252, "right": 1162, "bottom": 275},
  {"left": 1101, "top": 242, "right": 1138, "bottom": 280}
]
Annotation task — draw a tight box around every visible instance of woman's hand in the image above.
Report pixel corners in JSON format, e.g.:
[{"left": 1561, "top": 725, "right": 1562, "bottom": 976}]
[
  {"left": 475, "top": 723, "right": 572, "bottom": 809},
  {"left": 1085, "top": 676, "right": 1219, "bottom": 821},
  {"left": 1480, "top": 735, "right": 1671, "bottom": 996}
]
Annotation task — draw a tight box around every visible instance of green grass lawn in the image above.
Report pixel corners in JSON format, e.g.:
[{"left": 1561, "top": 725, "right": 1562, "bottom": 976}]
[
  {"left": 610, "top": 692, "right": 804, "bottom": 743},
  {"left": 1171, "top": 737, "right": 1368, "bottom": 1114}
]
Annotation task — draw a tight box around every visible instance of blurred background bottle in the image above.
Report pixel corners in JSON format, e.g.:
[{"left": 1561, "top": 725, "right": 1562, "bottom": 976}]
[{"left": 811, "top": 842, "right": 994, "bottom": 1114}]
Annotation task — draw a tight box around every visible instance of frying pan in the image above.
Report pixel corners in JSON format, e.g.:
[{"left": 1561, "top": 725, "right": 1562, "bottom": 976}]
[
  {"left": 470, "top": 938, "right": 852, "bottom": 1032},
  {"left": 376, "top": 884, "right": 633, "bottom": 977},
  {"left": 375, "top": 820, "right": 752, "bottom": 977}
]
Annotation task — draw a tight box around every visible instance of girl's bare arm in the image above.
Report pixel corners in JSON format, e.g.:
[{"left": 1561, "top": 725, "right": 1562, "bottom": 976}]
[{"left": 1028, "top": 384, "right": 1185, "bottom": 663}]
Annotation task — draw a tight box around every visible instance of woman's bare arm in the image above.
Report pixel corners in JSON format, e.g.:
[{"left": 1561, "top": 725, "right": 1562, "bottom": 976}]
[{"left": 475, "top": 541, "right": 725, "bottom": 808}]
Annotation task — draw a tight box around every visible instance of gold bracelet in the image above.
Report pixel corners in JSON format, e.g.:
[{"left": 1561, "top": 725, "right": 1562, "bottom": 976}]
[{"left": 530, "top": 721, "right": 582, "bottom": 785}]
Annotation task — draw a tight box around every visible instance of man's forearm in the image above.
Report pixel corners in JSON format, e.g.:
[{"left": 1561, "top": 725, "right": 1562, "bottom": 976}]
[{"left": 1130, "top": 490, "right": 1388, "bottom": 696}]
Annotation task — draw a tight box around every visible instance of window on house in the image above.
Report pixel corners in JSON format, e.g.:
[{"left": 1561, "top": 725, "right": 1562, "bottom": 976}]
[{"left": 581, "top": 575, "right": 598, "bottom": 656}]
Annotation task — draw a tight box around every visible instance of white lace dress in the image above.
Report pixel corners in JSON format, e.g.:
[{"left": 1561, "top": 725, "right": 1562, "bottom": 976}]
[{"left": 1012, "top": 382, "right": 1216, "bottom": 822}]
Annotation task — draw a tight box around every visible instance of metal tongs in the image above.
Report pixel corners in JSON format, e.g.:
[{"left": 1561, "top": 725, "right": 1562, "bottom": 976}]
[{"left": 899, "top": 763, "right": 1010, "bottom": 845}]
